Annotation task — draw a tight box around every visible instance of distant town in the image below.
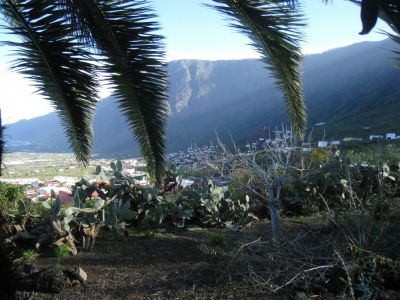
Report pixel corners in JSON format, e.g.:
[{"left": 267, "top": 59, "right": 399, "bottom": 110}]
[
  {"left": 168, "top": 130, "right": 400, "bottom": 166},
  {"left": 2, "top": 128, "right": 399, "bottom": 201}
]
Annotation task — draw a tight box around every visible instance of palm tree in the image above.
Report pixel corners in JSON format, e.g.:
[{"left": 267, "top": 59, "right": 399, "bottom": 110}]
[
  {"left": 0, "top": 0, "right": 167, "bottom": 180},
  {"left": 0, "top": 0, "right": 399, "bottom": 179},
  {"left": 0, "top": 0, "right": 305, "bottom": 181},
  {"left": 0, "top": 0, "right": 399, "bottom": 296}
]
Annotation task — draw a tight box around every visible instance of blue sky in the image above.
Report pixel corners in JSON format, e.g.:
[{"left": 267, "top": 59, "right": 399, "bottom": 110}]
[
  {"left": 0, "top": 0, "right": 393, "bottom": 124},
  {"left": 156, "top": 0, "right": 391, "bottom": 60}
]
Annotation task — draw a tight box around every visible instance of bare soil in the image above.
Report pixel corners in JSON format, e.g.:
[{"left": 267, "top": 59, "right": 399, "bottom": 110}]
[
  {"left": 34, "top": 221, "right": 292, "bottom": 299},
  {"left": 34, "top": 218, "right": 400, "bottom": 299}
]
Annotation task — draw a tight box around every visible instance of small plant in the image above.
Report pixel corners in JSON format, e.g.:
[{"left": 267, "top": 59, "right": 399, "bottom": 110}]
[
  {"left": 208, "top": 233, "right": 227, "bottom": 248},
  {"left": 53, "top": 244, "right": 70, "bottom": 274},
  {"left": 85, "top": 198, "right": 96, "bottom": 208},
  {"left": 21, "top": 249, "right": 38, "bottom": 264},
  {"left": 55, "top": 243, "right": 70, "bottom": 260}
]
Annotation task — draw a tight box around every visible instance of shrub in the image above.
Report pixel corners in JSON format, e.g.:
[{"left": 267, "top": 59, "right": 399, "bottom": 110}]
[
  {"left": 0, "top": 182, "right": 25, "bottom": 210},
  {"left": 208, "top": 233, "right": 227, "bottom": 248},
  {"left": 21, "top": 249, "right": 38, "bottom": 264}
]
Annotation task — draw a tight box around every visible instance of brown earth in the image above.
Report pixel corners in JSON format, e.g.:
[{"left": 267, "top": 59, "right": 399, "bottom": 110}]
[
  {"left": 33, "top": 218, "right": 400, "bottom": 300},
  {"left": 34, "top": 221, "right": 299, "bottom": 300}
]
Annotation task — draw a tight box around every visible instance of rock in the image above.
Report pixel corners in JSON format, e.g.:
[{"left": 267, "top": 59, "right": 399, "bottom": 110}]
[
  {"left": 12, "top": 225, "right": 23, "bottom": 232},
  {"left": 71, "top": 279, "right": 80, "bottom": 286},
  {"left": 64, "top": 267, "right": 87, "bottom": 283},
  {"left": 295, "top": 291, "right": 309, "bottom": 300},
  {"left": 11, "top": 231, "right": 36, "bottom": 240},
  {"left": 22, "top": 263, "right": 38, "bottom": 275},
  {"left": 76, "top": 267, "right": 87, "bottom": 283}
]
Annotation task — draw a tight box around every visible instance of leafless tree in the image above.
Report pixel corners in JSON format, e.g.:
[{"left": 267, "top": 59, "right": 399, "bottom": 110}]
[{"left": 194, "top": 127, "right": 311, "bottom": 240}]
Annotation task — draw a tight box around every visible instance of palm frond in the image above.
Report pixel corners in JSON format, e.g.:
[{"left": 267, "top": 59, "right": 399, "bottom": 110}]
[
  {"left": 386, "top": 33, "right": 400, "bottom": 69},
  {"left": 377, "top": 1, "right": 400, "bottom": 34},
  {"left": 210, "top": 0, "right": 306, "bottom": 138},
  {"left": 62, "top": 0, "right": 167, "bottom": 180},
  {"left": 360, "top": 0, "right": 379, "bottom": 34},
  {"left": 347, "top": 0, "right": 400, "bottom": 35},
  {"left": 0, "top": 0, "right": 98, "bottom": 165},
  {"left": 347, "top": 0, "right": 400, "bottom": 69}
]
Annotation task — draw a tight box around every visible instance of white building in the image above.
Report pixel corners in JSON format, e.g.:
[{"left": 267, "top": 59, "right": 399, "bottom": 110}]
[
  {"left": 386, "top": 133, "right": 396, "bottom": 140},
  {"left": 343, "top": 137, "right": 362, "bottom": 142},
  {"left": 369, "top": 135, "right": 384, "bottom": 141},
  {"left": 52, "top": 176, "right": 78, "bottom": 187},
  {"left": 318, "top": 141, "right": 329, "bottom": 148}
]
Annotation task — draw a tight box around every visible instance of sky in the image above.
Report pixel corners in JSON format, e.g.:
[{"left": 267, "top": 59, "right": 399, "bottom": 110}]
[{"left": 0, "top": 0, "right": 394, "bottom": 125}]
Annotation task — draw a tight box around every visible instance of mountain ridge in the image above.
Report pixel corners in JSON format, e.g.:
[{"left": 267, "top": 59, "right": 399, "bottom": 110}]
[{"left": 5, "top": 39, "right": 400, "bottom": 155}]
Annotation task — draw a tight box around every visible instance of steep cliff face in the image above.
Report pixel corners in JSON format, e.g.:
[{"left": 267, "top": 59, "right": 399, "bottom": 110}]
[{"left": 168, "top": 59, "right": 275, "bottom": 113}]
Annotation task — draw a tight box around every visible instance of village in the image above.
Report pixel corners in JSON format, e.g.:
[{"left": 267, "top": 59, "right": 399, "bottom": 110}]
[
  {"left": 167, "top": 129, "right": 400, "bottom": 167},
  {"left": 2, "top": 129, "right": 399, "bottom": 201},
  {"left": 0, "top": 154, "right": 149, "bottom": 202}
]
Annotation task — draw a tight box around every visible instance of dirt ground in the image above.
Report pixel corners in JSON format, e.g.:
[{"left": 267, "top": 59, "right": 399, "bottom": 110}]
[
  {"left": 33, "top": 217, "right": 400, "bottom": 300},
  {"left": 34, "top": 221, "right": 298, "bottom": 300}
]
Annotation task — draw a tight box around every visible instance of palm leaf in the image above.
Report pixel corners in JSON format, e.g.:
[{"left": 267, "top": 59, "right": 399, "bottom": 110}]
[
  {"left": 346, "top": 0, "right": 400, "bottom": 34},
  {"left": 61, "top": 0, "right": 168, "bottom": 180},
  {"left": 210, "top": 0, "right": 306, "bottom": 138},
  {"left": 0, "top": 0, "right": 98, "bottom": 165},
  {"left": 346, "top": 1, "right": 400, "bottom": 68},
  {"left": 376, "top": 1, "right": 400, "bottom": 34}
]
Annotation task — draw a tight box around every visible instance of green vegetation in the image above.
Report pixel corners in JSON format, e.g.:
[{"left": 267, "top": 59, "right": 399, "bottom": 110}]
[
  {"left": 55, "top": 244, "right": 70, "bottom": 260},
  {"left": 0, "top": 182, "right": 24, "bottom": 203},
  {"left": 1, "top": 1, "right": 400, "bottom": 297},
  {"left": 2, "top": 152, "right": 93, "bottom": 180},
  {"left": 0, "top": 182, "right": 25, "bottom": 216},
  {"left": 20, "top": 249, "right": 38, "bottom": 264},
  {"left": 53, "top": 244, "right": 71, "bottom": 274},
  {"left": 208, "top": 233, "right": 227, "bottom": 248},
  {"left": 313, "top": 92, "right": 400, "bottom": 140},
  {"left": 0, "top": 0, "right": 168, "bottom": 177},
  {"left": 1, "top": 143, "right": 400, "bottom": 298}
]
